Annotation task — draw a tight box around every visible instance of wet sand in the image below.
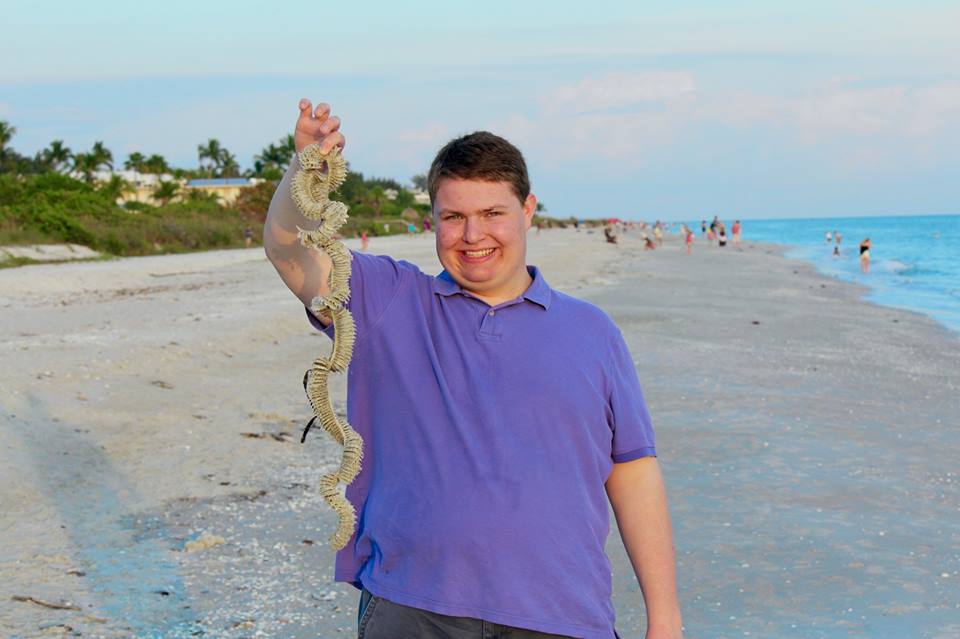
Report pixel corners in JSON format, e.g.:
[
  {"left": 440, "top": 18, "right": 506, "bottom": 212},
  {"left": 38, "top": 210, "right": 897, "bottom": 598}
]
[{"left": 1, "top": 230, "right": 958, "bottom": 638}]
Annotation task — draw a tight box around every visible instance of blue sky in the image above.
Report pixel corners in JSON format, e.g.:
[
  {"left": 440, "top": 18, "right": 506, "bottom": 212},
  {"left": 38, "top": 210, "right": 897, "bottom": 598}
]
[{"left": 2, "top": 1, "right": 958, "bottom": 220}]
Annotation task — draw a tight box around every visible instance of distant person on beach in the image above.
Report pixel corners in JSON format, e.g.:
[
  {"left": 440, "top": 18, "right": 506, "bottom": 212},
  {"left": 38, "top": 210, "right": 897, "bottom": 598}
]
[
  {"left": 643, "top": 233, "right": 656, "bottom": 250},
  {"left": 731, "top": 220, "right": 742, "bottom": 250},
  {"left": 360, "top": 231, "right": 369, "bottom": 251},
  {"left": 860, "top": 238, "right": 871, "bottom": 273},
  {"left": 718, "top": 228, "right": 728, "bottom": 247},
  {"left": 826, "top": 231, "right": 833, "bottom": 243},
  {"left": 263, "top": 100, "right": 682, "bottom": 639},
  {"left": 835, "top": 230, "right": 842, "bottom": 246},
  {"left": 653, "top": 221, "right": 664, "bottom": 246},
  {"left": 604, "top": 224, "right": 619, "bottom": 244},
  {"left": 684, "top": 225, "right": 694, "bottom": 254},
  {"left": 243, "top": 227, "right": 253, "bottom": 248},
  {"left": 422, "top": 216, "right": 432, "bottom": 233}
]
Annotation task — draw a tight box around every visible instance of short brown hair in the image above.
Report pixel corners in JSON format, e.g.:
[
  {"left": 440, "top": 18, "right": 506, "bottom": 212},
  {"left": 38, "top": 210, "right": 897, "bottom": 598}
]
[{"left": 427, "top": 131, "right": 530, "bottom": 206}]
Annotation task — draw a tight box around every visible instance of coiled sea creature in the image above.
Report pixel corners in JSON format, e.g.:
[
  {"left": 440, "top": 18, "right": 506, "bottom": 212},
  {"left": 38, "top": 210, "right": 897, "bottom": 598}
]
[{"left": 292, "top": 144, "right": 362, "bottom": 550}]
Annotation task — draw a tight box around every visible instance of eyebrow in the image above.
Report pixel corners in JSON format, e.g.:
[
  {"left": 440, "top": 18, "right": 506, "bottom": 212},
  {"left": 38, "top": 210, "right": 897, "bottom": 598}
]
[{"left": 438, "top": 205, "right": 510, "bottom": 216}]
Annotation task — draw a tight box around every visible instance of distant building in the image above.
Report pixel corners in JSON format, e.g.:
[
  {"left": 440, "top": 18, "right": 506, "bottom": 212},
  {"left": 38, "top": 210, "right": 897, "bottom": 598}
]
[
  {"left": 88, "top": 169, "right": 179, "bottom": 206},
  {"left": 410, "top": 188, "right": 430, "bottom": 205},
  {"left": 384, "top": 188, "right": 399, "bottom": 201},
  {"left": 185, "top": 177, "right": 262, "bottom": 205}
]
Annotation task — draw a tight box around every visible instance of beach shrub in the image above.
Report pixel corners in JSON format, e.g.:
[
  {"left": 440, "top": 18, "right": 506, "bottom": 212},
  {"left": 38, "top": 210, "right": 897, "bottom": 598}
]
[{"left": 234, "top": 181, "right": 277, "bottom": 221}]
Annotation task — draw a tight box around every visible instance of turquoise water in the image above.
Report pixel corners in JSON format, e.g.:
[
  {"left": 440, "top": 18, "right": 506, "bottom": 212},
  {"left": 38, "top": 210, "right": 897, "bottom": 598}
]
[{"left": 725, "top": 214, "right": 959, "bottom": 334}]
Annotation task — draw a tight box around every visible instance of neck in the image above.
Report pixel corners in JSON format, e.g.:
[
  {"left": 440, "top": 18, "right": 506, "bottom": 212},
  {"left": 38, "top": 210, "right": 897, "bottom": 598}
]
[{"left": 465, "top": 268, "right": 533, "bottom": 306}]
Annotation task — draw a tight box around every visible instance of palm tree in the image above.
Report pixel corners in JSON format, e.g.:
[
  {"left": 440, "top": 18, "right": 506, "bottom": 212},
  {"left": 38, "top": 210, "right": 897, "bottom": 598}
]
[
  {"left": 197, "top": 138, "right": 223, "bottom": 175},
  {"left": 42, "top": 140, "right": 73, "bottom": 173},
  {"left": 0, "top": 121, "right": 17, "bottom": 158},
  {"left": 99, "top": 174, "right": 135, "bottom": 202},
  {"left": 144, "top": 154, "right": 169, "bottom": 175},
  {"left": 366, "top": 186, "right": 387, "bottom": 216},
  {"left": 90, "top": 141, "right": 113, "bottom": 171},
  {"left": 218, "top": 150, "right": 241, "bottom": 178},
  {"left": 124, "top": 152, "right": 146, "bottom": 172},
  {"left": 72, "top": 153, "right": 100, "bottom": 183},
  {"left": 253, "top": 134, "right": 296, "bottom": 177},
  {"left": 152, "top": 180, "right": 181, "bottom": 206},
  {"left": 0, "top": 121, "right": 15, "bottom": 146}
]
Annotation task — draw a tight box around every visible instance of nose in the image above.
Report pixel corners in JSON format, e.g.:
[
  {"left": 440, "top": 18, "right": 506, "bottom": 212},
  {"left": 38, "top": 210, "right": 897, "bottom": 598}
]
[{"left": 462, "top": 216, "right": 485, "bottom": 244}]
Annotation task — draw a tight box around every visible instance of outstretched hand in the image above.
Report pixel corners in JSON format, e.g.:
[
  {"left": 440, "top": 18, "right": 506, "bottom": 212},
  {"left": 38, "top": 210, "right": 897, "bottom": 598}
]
[{"left": 294, "top": 99, "right": 345, "bottom": 154}]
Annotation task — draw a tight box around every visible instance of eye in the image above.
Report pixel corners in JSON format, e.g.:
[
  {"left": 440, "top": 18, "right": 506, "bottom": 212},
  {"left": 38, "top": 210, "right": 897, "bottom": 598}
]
[
  {"left": 485, "top": 210, "right": 503, "bottom": 217},
  {"left": 442, "top": 213, "right": 463, "bottom": 221}
]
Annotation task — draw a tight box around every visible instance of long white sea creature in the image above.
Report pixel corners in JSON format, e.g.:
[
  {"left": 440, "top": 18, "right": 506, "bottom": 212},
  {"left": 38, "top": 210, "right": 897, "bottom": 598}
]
[{"left": 291, "top": 144, "right": 363, "bottom": 550}]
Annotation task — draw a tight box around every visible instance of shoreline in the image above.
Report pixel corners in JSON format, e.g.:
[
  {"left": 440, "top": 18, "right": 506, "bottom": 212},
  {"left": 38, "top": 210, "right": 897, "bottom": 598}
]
[
  {"left": 2, "top": 229, "right": 958, "bottom": 637},
  {"left": 5, "top": 229, "right": 957, "bottom": 339},
  {"left": 763, "top": 240, "right": 959, "bottom": 342}
]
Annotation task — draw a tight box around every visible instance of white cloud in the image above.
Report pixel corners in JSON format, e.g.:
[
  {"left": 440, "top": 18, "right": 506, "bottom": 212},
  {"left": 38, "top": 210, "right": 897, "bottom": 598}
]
[
  {"left": 391, "top": 122, "right": 450, "bottom": 147},
  {"left": 543, "top": 71, "right": 696, "bottom": 114},
  {"left": 711, "top": 80, "right": 960, "bottom": 142},
  {"left": 489, "top": 72, "right": 698, "bottom": 170},
  {"left": 374, "top": 122, "right": 451, "bottom": 167},
  {"left": 494, "top": 71, "right": 960, "bottom": 175}
]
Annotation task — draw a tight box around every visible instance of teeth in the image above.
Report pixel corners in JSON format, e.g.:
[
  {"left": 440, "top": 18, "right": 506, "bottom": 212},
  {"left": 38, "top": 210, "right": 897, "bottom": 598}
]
[{"left": 464, "top": 249, "right": 494, "bottom": 257}]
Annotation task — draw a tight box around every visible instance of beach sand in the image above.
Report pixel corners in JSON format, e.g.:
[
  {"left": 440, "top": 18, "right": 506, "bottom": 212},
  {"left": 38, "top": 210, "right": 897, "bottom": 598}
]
[{"left": 2, "top": 230, "right": 958, "bottom": 638}]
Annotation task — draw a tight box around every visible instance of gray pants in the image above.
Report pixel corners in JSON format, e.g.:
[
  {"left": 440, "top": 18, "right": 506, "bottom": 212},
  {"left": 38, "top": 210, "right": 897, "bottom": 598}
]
[{"left": 357, "top": 589, "right": 576, "bottom": 638}]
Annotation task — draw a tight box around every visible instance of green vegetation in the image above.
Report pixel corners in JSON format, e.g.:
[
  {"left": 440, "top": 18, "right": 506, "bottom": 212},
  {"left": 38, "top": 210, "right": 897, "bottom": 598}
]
[
  {"left": 0, "top": 119, "right": 573, "bottom": 264},
  {"left": 0, "top": 119, "right": 440, "bottom": 261},
  {"left": 0, "top": 172, "right": 250, "bottom": 256}
]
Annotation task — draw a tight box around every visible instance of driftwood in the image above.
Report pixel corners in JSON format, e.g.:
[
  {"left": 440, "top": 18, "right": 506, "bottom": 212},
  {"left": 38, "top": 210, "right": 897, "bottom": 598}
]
[{"left": 11, "top": 595, "right": 81, "bottom": 611}]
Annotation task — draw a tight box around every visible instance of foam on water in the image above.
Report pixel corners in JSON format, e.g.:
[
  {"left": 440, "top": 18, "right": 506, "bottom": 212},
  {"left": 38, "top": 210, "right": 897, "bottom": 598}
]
[{"left": 704, "top": 214, "right": 960, "bottom": 334}]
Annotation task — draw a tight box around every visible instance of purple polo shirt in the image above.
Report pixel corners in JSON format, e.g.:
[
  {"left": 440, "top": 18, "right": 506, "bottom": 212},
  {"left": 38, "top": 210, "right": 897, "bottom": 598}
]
[{"left": 306, "top": 251, "right": 656, "bottom": 638}]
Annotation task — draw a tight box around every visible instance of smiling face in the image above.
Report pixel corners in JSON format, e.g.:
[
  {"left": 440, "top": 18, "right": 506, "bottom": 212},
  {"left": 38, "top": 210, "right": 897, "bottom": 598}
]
[{"left": 434, "top": 177, "right": 537, "bottom": 305}]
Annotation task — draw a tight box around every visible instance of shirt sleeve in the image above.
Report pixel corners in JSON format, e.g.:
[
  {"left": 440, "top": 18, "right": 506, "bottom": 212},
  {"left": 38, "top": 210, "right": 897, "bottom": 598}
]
[
  {"left": 606, "top": 329, "right": 657, "bottom": 463},
  {"left": 305, "top": 251, "right": 409, "bottom": 338}
]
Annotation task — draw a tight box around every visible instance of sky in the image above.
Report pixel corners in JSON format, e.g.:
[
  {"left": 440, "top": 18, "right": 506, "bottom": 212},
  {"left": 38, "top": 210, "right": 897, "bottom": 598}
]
[{"left": 2, "top": 0, "right": 958, "bottom": 220}]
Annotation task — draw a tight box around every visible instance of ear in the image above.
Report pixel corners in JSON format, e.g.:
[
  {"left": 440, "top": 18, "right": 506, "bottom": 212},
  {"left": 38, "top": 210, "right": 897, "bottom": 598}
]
[{"left": 522, "top": 193, "right": 537, "bottom": 230}]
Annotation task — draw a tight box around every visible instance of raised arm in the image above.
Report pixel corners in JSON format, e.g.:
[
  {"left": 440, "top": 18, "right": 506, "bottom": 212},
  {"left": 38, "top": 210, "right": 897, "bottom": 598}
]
[{"left": 263, "top": 99, "right": 345, "bottom": 325}]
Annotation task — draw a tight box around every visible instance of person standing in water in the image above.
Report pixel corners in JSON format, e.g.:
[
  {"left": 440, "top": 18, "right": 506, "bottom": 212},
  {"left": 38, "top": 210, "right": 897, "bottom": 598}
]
[{"left": 860, "top": 238, "right": 871, "bottom": 273}]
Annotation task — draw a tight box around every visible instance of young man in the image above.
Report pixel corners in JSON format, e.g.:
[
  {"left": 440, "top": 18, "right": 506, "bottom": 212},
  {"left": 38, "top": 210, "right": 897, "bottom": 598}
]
[{"left": 264, "top": 100, "right": 683, "bottom": 639}]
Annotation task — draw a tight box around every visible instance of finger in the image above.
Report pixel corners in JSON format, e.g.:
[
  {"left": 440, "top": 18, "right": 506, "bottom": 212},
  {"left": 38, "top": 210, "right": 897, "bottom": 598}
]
[
  {"left": 319, "top": 115, "right": 341, "bottom": 136},
  {"left": 313, "top": 102, "right": 331, "bottom": 122},
  {"left": 297, "top": 99, "right": 315, "bottom": 130},
  {"left": 320, "top": 131, "right": 345, "bottom": 154}
]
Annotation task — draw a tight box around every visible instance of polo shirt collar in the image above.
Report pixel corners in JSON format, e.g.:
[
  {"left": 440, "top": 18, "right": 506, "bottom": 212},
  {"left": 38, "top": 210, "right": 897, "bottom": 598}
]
[{"left": 433, "top": 266, "right": 552, "bottom": 310}]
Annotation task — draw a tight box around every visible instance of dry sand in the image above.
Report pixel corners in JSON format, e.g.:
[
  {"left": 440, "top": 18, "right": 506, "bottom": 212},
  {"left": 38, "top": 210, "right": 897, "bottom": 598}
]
[{"left": 1, "top": 230, "right": 958, "bottom": 638}]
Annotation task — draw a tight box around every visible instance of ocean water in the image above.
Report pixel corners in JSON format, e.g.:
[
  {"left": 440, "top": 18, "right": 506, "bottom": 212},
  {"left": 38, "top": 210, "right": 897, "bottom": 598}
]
[{"left": 731, "top": 214, "right": 959, "bottom": 334}]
